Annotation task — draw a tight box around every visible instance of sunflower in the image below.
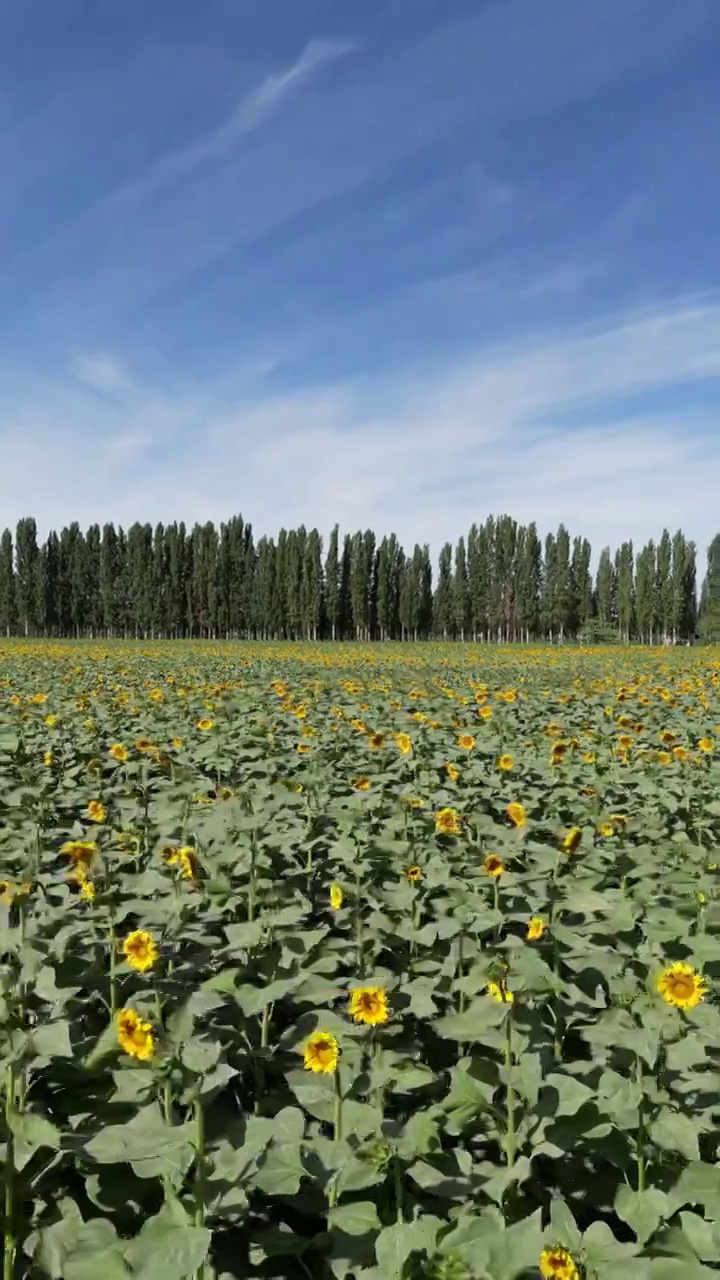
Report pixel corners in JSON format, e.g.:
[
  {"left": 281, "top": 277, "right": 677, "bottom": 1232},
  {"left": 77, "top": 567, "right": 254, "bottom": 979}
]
[
  {"left": 656, "top": 961, "right": 707, "bottom": 1010},
  {"left": 444, "top": 762, "right": 460, "bottom": 782},
  {"left": 43, "top": 750, "right": 53, "bottom": 766},
  {"left": 352, "top": 776, "right": 371, "bottom": 791},
  {"left": 117, "top": 1009, "right": 155, "bottom": 1061},
  {"left": 477, "top": 705, "right": 493, "bottom": 720},
  {"left": 487, "top": 980, "right": 514, "bottom": 1004},
  {"left": 539, "top": 1246, "right": 580, "bottom": 1280},
  {"left": 506, "top": 802, "right": 526, "bottom": 828},
  {"left": 368, "top": 731, "right": 384, "bottom": 749},
  {"left": 163, "top": 845, "right": 199, "bottom": 883},
  {"left": 562, "top": 827, "right": 582, "bottom": 853},
  {"left": 122, "top": 930, "right": 158, "bottom": 973},
  {"left": 197, "top": 718, "right": 214, "bottom": 732},
  {"left": 457, "top": 733, "right": 475, "bottom": 750},
  {"left": 550, "top": 742, "right": 567, "bottom": 764},
  {"left": 348, "top": 985, "right": 389, "bottom": 1026},
  {"left": 405, "top": 865, "right": 422, "bottom": 883},
  {"left": 329, "top": 883, "right": 343, "bottom": 910},
  {"left": 657, "top": 750, "right": 673, "bottom": 765},
  {"left": 526, "top": 916, "right": 546, "bottom": 941},
  {"left": 596, "top": 821, "right": 614, "bottom": 838},
  {"left": 483, "top": 853, "right": 504, "bottom": 878},
  {"left": 86, "top": 800, "right": 106, "bottom": 823},
  {"left": 303, "top": 1031, "right": 339, "bottom": 1074},
  {"left": 435, "top": 807, "right": 462, "bottom": 836},
  {"left": 135, "top": 737, "right": 153, "bottom": 752},
  {"left": 79, "top": 879, "right": 95, "bottom": 902},
  {"left": 60, "top": 839, "right": 97, "bottom": 868},
  {"left": 109, "top": 744, "right": 128, "bottom": 762},
  {"left": 698, "top": 737, "right": 714, "bottom": 752},
  {"left": 497, "top": 753, "right": 514, "bottom": 771},
  {"left": 395, "top": 733, "right": 412, "bottom": 755}
]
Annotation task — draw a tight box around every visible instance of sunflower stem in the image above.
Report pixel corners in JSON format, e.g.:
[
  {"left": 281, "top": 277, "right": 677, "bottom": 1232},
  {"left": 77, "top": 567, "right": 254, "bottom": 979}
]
[
  {"left": 254, "top": 1002, "right": 273, "bottom": 1116},
  {"left": 636, "top": 1056, "right": 646, "bottom": 1193},
  {"left": 503, "top": 1008, "right": 516, "bottom": 1173},
  {"left": 393, "top": 1154, "right": 404, "bottom": 1224},
  {"left": 354, "top": 868, "right": 364, "bottom": 978},
  {"left": 193, "top": 1097, "right": 206, "bottom": 1280},
  {"left": 4, "top": 1066, "right": 15, "bottom": 1280},
  {"left": 108, "top": 910, "right": 117, "bottom": 1019}
]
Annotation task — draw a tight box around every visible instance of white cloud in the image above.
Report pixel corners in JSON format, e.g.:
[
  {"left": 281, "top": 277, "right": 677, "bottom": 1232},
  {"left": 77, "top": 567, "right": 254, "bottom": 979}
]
[
  {"left": 115, "top": 38, "right": 357, "bottom": 201},
  {"left": 1, "top": 299, "right": 719, "bottom": 575},
  {"left": 69, "top": 350, "right": 132, "bottom": 394}
]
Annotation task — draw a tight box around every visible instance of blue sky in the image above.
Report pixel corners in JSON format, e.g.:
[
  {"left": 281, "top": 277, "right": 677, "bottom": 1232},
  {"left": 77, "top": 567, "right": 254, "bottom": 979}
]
[{"left": 2, "top": 0, "right": 720, "bottom": 570}]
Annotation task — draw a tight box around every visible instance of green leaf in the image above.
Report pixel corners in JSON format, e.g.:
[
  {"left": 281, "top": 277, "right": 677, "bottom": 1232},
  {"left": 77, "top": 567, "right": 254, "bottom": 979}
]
[
  {"left": 615, "top": 1186, "right": 668, "bottom": 1245},
  {"left": 10, "top": 1111, "right": 61, "bottom": 1171},
  {"left": 650, "top": 1109, "right": 701, "bottom": 1162},
  {"left": 253, "top": 1142, "right": 304, "bottom": 1195},
  {"left": 63, "top": 1221, "right": 131, "bottom": 1280},
  {"left": 329, "top": 1201, "right": 381, "bottom": 1236},
  {"left": 668, "top": 1162, "right": 720, "bottom": 1214},
  {"left": 544, "top": 1072, "right": 594, "bottom": 1117},
  {"left": 375, "top": 1218, "right": 442, "bottom": 1275},
  {"left": 125, "top": 1214, "right": 212, "bottom": 1280}
]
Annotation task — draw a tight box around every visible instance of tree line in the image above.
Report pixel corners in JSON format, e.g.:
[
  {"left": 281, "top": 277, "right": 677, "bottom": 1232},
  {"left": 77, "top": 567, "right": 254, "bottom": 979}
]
[{"left": 0, "top": 515, "right": 717, "bottom": 644}]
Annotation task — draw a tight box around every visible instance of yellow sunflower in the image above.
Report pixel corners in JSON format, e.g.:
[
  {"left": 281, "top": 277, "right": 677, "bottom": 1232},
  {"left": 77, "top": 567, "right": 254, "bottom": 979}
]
[
  {"left": 197, "top": 718, "right": 214, "bottom": 732},
  {"left": 330, "top": 883, "right": 343, "bottom": 910},
  {"left": 86, "top": 800, "right": 106, "bottom": 823},
  {"left": 457, "top": 733, "right": 475, "bottom": 750},
  {"left": 122, "top": 930, "right": 158, "bottom": 973},
  {"left": 303, "top": 1031, "right": 339, "bottom": 1074},
  {"left": 348, "top": 985, "right": 389, "bottom": 1026},
  {"left": 497, "top": 753, "right": 514, "bottom": 771},
  {"left": 487, "top": 980, "right": 514, "bottom": 1004},
  {"left": 435, "top": 806, "right": 462, "bottom": 836},
  {"left": 506, "top": 802, "right": 526, "bottom": 828},
  {"left": 109, "top": 744, "right": 128, "bottom": 762},
  {"left": 117, "top": 1009, "right": 155, "bottom": 1062},
  {"left": 352, "top": 776, "right": 371, "bottom": 791},
  {"left": 562, "top": 827, "right": 582, "bottom": 853},
  {"left": 394, "top": 733, "right": 412, "bottom": 755},
  {"left": 483, "top": 853, "right": 504, "bottom": 878},
  {"left": 526, "top": 916, "right": 546, "bottom": 941},
  {"left": 405, "top": 865, "right": 422, "bottom": 883},
  {"left": 539, "top": 1246, "right": 580, "bottom": 1280},
  {"left": 656, "top": 961, "right": 707, "bottom": 1010}
]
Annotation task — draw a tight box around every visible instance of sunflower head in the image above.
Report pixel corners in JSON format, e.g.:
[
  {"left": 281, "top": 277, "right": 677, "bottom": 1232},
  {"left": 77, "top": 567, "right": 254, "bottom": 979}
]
[
  {"left": 303, "top": 1031, "right": 339, "bottom": 1074},
  {"left": 348, "top": 985, "right": 389, "bottom": 1026},
  {"left": 483, "top": 853, "right": 504, "bottom": 879},
  {"left": 122, "top": 929, "right": 158, "bottom": 973},
  {"left": 117, "top": 1009, "right": 155, "bottom": 1062},
  {"left": 539, "top": 1246, "right": 580, "bottom": 1280},
  {"left": 506, "top": 802, "right": 526, "bottom": 828},
  {"left": 656, "top": 961, "right": 707, "bottom": 1010},
  {"left": 435, "top": 806, "right": 462, "bottom": 836},
  {"left": 526, "top": 916, "right": 546, "bottom": 941},
  {"left": 405, "top": 865, "right": 422, "bottom": 884},
  {"left": 329, "top": 883, "right": 343, "bottom": 910}
]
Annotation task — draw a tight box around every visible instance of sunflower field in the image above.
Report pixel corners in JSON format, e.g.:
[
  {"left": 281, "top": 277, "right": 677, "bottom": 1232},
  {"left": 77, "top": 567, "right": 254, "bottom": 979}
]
[{"left": 1, "top": 640, "right": 720, "bottom": 1280}]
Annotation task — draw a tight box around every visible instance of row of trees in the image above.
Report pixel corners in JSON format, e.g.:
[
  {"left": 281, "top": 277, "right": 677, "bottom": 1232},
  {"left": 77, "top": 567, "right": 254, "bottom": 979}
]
[{"left": 0, "top": 515, "right": 715, "bottom": 643}]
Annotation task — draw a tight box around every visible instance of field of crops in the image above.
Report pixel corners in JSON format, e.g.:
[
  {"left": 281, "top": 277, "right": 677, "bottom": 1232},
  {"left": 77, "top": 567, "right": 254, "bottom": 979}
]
[{"left": 1, "top": 640, "right": 720, "bottom": 1280}]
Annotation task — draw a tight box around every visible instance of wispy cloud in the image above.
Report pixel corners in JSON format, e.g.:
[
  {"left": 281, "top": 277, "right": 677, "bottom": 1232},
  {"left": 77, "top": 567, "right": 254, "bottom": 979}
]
[
  {"left": 69, "top": 350, "right": 132, "bottom": 395},
  {"left": 115, "top": 38, "right": 357, "bottom": 202},
  {"left": 1, "top": 300, "right": 718, "bottom": 573}
]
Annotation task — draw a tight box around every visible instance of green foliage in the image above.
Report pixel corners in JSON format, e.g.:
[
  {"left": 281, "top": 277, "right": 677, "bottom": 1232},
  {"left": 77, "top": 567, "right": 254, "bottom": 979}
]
[{"left": 0, "top": 640, "right": 719, "bottom": 1278}]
